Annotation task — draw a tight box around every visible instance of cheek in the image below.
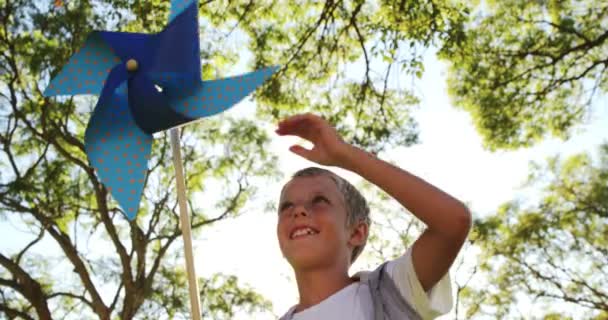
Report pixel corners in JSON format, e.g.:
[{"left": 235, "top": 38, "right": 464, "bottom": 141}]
[
  {"left": 317, "top": 210, "right": 346, "bottom": 237},
  {"left": 276, "top": 217, "right": 286, "bottom": 240},
  {"left": 277, "top": 215, "right": 286, "bottom": 229}
]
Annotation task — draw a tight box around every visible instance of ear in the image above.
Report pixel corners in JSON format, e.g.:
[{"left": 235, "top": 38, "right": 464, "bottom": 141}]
[{"left": 348, "top": 221, "right": 368, "bottom": 247}]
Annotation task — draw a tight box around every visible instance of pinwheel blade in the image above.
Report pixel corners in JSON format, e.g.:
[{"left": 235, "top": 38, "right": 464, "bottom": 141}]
[
  {"left": 44, "top": 32, "right": 120, "bottom": 97},
  {"left": 128, "top": 73, "right": 192, "bottom": 134},
  {"left": 97, "top": 31, "right": 156, "bottom": 68},
  {"left": 85, "top": 92, "right": 153, "bottom": 220},
  {"left": 169, "top": 0, "right": 198, "bottom": 23},
  {"left": 154, "top": 0, "right": 201, "bottom": 77},
  {"left": 156, "top": 66, "right": 279, "bottom": 119}
]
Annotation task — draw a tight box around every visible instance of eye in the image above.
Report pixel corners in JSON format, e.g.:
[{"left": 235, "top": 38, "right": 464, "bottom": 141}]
[
  {"left": 313, "top": 195, "right": 329, "bottom": 204},
  {"left": 279, "top": 202, "right": 293, "bottom": 212}
]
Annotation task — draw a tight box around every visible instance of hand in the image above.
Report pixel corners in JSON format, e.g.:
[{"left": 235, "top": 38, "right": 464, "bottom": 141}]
[{"left": 275, "top": 113, "right": 351, "bottom": 167}]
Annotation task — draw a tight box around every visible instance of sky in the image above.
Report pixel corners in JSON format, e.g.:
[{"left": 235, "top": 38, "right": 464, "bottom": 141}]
[{"left": 1, "top": 19, "right": 607, "bottom": 320}]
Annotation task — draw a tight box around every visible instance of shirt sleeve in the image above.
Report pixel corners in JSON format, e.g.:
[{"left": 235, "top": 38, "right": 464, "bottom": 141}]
[{"left": 384, "top": 246, "right": 453, "bottom": 319}]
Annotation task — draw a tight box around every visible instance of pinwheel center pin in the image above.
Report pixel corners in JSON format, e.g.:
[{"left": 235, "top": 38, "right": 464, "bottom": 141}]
[{"left": 126, "top": 59, "right": 138, "bottom": 72}]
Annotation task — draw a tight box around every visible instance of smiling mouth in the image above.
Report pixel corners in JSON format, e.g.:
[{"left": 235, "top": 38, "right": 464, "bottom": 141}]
[{"left": 290, "top": 227, "right": 320, "bottom": 239}]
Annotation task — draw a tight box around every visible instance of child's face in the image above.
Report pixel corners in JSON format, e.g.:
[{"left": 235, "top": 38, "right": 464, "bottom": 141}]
[{"left": 276, "top": 175, "right": 352, "bottom": 270}]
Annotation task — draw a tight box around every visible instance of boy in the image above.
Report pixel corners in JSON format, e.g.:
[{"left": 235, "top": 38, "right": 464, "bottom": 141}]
[{"left": 275, "top": 113, "right": 471, "bottom": 319}]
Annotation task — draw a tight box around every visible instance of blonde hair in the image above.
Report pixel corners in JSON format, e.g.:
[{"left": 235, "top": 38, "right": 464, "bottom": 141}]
[{"left": 284, "top": 167, "right": 371, "bottom": 265}]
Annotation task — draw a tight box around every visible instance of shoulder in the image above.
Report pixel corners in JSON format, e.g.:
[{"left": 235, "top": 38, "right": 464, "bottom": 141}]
[
  {"left": 358, "top": 247, "right": 454, "bottom": 319},
  {"left": 278, "top": 306, "right": 296, "bottom": 320},
  {"left": 388, "top": 247, "right": 453, "bottom": 319}
]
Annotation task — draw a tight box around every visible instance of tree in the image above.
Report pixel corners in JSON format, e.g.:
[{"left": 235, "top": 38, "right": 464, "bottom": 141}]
[
  {"left": 0, "top": 0, "right": 277, "bottom": 318},
  {"left": 441, "top": 0, "right": 608, "bottom": 150},
  {"left": 221, "top": 0, "right": 469, "bottom": 152},
  {"left": 463, "top": 144, "right": 608, "bottom": 319},
  {"left": 0, "top": 0, "right": 469, "bottom": 318}
]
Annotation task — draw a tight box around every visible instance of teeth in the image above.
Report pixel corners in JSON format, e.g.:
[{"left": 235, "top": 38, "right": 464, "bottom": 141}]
[{"left": 291, "top": 227, "right": 317, "bottom": 239}]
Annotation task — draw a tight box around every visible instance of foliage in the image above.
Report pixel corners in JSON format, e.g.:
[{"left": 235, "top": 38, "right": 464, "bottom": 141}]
[
  {"left": 465, "top": 144, "right": 608, "bottom": 318},
  {"left": 441, "top": 0, "right": 608, "bottom": 150},
  {"left": 0, "top": 0, "right": 466, "bottom": 318}
]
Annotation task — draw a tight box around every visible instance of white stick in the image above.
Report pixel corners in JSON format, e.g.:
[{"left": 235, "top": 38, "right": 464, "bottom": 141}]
[{"left": 170, "top": 128, "right": 202, "bottom": 320}]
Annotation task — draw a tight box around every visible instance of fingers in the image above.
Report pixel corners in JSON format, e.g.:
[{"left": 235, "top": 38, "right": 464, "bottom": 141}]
[
  {"left": 277, "top": 113, "right": 319, "bottom": 129},
  {"left": 289, "top": 145, "right": 314, "bottom": 161},
  {"left": 277, "top": 114, "right": 342, "bottom": 165},
  {"left": 276, "top": 113, "right": 324, "bottom": 137},
  {"left": 275, "top": 123, "right": 308, "bottom": 137},
  {"left": 279, "top": 113, "right": 318, "bottom": 126}
]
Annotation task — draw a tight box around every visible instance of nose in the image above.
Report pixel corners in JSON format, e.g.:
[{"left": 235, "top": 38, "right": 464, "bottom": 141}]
[{"left": 291, "top": 204, "right": 309, "bottom": 218}]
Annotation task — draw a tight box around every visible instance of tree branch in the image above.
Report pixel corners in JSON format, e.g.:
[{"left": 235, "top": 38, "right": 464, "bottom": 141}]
[
  {"left": 0, "top": 254, "right": 51, "bottom": 320},
  {"left": 47, "top": 291, "right": 94, "bottom": 309},
  {"left": 0, "top": 304, "right": 35, "bottom": 320},
  {"left": 0, "top": 198, "right": 110, "bottom": 320},
  {"left": 14, "top": 228, "right": 44, "bottom": 265}
]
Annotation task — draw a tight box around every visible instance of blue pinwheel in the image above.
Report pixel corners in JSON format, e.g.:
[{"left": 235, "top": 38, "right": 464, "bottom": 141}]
[{"left": 43, "top": 0, "right": 278, "bottom": 220}]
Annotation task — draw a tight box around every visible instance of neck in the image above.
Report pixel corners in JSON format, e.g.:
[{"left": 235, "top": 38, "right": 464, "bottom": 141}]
[{"left": 292, "top": 263, "right": 355, "bottom": 313}]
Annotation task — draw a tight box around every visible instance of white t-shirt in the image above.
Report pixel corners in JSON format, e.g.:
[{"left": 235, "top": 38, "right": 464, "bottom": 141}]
[{"left": 280, "top": 247, "right": 453, "bottom": 320}]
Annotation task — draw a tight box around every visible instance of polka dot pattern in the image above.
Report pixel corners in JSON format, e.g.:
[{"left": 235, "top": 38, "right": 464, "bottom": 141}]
[
  {"left": 149, "top": 66, "right": 279, "bottom": 119},
  {"left": 85, "top": 93, "right": 152, "bottom": 220},
  {"left": 43, "top": 32, "right": 119, "bottom": 97},
  {"left": 42, "top": 0, "right": 279, "bottom": 222}
]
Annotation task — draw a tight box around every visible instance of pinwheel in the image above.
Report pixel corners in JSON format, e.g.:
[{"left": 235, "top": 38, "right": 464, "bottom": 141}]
[{"left": 43, "top": 1, "right": 278, "bottom": 318}]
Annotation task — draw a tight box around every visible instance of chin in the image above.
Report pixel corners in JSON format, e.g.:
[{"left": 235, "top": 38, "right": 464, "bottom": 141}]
[
  {"left": 288, "top": 254, "right": 321, "bottom": 269},
  {"left": 284, "top": 249, "right": 336, "bottom": 271}
]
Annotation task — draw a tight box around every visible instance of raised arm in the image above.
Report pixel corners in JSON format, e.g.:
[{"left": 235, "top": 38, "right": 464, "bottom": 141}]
[
  {"left": 338, "top": 143, "right": 471, "bottom": 291},
  {"left": 276, "top": 113, "right": 471, "bottom": 291}
]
